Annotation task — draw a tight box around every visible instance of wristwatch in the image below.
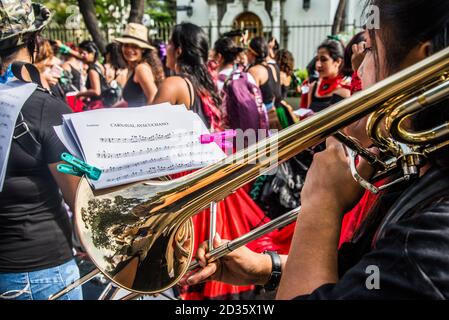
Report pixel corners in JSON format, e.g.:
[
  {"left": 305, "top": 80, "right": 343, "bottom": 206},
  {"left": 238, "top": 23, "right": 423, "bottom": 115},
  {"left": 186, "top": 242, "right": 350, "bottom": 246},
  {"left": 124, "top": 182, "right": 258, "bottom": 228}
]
[{"left": 263, "top": 251, "right": 282, "bottom": 291}]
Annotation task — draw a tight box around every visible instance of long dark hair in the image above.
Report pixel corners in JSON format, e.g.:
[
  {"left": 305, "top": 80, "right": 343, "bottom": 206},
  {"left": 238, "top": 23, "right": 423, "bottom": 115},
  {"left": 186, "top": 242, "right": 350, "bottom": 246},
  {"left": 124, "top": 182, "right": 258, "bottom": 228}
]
[
  {"left": 351, "top": 0, "right": 449, "bottom": 242},
  {"left": 342, "top": 31, "right": 366, "bottom": 77},
  {"left": 142, "top": 48, "right": 165, "bottom": 87},
  {"left": 317, "top": 39, "right": 345, "bottom": 72},
  {"left": 366, "top": 0, "right": 449, "bottom": 76},
  {"left": 118, "top": 42, "right": 165, "bottom": 86},
  {"left": 248, "top": 36, "right": 269, "bottom": 65},
  {"left": 105, "top": 42, "right": 127, "bottom": 69},
  {"left": 79, "top": 40, "right": 100, "bottom": 62},
  {"left": 214, "top": 37, "right": 244, "bottom": 66},
  {"left": 170, "top": 23, "right": 221, "bottom": 108}
]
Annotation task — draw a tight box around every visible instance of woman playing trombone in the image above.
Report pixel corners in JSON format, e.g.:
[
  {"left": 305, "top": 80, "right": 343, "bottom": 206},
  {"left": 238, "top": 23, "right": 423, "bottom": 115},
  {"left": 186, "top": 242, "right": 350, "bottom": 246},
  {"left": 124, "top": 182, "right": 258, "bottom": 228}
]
[{"left": 185, "top": 0, "right": 449, "bottom": 299}]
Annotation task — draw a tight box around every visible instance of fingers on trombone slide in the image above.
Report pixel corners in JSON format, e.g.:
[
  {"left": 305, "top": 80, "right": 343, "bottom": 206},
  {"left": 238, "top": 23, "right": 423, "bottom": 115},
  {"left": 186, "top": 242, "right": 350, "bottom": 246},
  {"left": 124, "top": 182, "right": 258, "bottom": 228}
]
[{"left": 180, "top": 233, "right": 223, "bottom": 286}]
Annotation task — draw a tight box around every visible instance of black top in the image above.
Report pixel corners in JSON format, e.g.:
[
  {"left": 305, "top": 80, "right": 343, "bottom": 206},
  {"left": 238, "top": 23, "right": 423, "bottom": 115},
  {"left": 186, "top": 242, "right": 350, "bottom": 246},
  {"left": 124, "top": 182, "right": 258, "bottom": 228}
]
[
  {"left": 86, "top": 64, "right": 107, "bottom": 101},
  {"left": 0, "top": 89, "right": 74, "bottom": 272},
  {"left": 250, "top": 64, "right": 282, "bottom": 106},
  {"left": 281, "top": 84, "right": 289, "bottom": 100},
  {"left": 69, "top": 64, "right": 82, "bottom": 91},
  {"left": 294, "top": 167, "right": 449, "bottom": 299},
  {"left": 309, "top": 82, "right": 344, "bottom": 113},
  {"left": 123, "top": 71, "right": 147, "bottom": 108},
  {"left": 181, "top": 76, "right": 211, "bottom": 129},
  {"left": 270, "top": 64, "right": 283, "bottom": 105},
  {"left": 50, "top": 83, "right": 66, "bottom": 101}
]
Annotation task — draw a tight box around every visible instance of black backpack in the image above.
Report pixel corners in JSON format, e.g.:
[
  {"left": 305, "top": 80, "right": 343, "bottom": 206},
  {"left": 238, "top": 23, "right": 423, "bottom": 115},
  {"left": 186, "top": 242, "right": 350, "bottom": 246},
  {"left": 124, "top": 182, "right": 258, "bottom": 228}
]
[{"left": 90, "top": 64, "right": 121, "bottom": 107}]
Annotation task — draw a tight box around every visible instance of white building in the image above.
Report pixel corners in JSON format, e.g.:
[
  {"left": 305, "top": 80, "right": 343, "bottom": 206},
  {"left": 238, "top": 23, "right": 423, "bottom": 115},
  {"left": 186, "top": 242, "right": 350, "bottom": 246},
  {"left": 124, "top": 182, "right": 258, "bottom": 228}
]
[{"left": 176, "top": 0, "right": 365, "bottom": 68}]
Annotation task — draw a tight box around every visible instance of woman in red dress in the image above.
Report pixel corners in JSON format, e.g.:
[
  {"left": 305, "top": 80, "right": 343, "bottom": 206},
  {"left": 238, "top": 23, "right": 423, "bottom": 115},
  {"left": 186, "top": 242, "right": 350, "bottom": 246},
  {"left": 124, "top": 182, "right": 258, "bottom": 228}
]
[{"left": 153, "top": 23, "right": 276, "bottom": 299}]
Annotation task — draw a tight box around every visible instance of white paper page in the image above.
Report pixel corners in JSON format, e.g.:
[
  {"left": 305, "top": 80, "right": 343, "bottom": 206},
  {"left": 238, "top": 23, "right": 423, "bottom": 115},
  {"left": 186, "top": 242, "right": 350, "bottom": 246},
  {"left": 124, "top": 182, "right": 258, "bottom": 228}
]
[
  {"left": 62, "top": 104, "right": 191, "bottom": 161},
  {"left": 64, "top": 107, "right": 225, "bottom": 189},
  {"left": 56, "top": 103, "right": 194, "bottom": 178},
  {"left": 0, "top": 81, "right": 37, "bottom": 191},
  {"left": 54, "top": 125, "right": 83, "bottom": 159},
  {"left": 63, "top": 117, "right": 85, "bottom": 159},
  {"left": 294, "top": 108, "right": 314, "bottom": 118}
]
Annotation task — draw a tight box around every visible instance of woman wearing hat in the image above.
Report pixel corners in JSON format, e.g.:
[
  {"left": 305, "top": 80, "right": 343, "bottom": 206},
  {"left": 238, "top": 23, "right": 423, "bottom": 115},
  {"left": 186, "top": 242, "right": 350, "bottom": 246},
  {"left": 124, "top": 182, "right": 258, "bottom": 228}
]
[
  {"left": 0, "top": 1, "right": 82, "bottom": 300},
  {"left": 115, "top": 23, "right": 165, "bottom": 107}
]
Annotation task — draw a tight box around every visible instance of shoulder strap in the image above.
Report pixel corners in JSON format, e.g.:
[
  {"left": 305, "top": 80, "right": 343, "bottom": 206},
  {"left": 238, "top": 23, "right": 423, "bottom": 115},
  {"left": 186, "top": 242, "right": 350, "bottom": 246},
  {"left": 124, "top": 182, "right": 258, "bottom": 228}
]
[
  {"left": 223, "top": 69, "right": 241, "bottom": 87},
  {"left": 11, "top": 61, "right": 43, "bottom": 88},
  {"left": 266, "top": 64, "right": 278, "bottom": 82},
  {"left": 10, "top": 62, "right": 44, "bottom": 161},
  {"left": 91, "top": 64, "right": 107, "bottom": 80},
  {"left": 90, "top": 64, "right": 111, "bottom": 92},
  {"left": 182, "top": 76, "right": 194, "bottom": 108},
  {"left": 13, "top": 111, "right": 43, "bottom": 162}
]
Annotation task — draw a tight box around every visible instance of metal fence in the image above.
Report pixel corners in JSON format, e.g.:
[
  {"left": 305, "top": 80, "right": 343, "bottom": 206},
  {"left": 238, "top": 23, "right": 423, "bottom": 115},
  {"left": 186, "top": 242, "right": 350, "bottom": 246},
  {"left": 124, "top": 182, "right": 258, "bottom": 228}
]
[
  {"left": 43, "top": 21, "right": 361, "bottom": 69},
  {"left": 42, "top": 21, "right": 175, "bottom": 45}
]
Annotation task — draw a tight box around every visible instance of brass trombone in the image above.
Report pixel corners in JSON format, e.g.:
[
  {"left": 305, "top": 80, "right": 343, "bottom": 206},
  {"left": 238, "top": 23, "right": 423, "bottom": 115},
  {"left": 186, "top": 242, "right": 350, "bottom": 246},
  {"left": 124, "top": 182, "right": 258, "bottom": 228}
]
[{"left": 49, "top": 46, "right": 449, "bottom": 299}]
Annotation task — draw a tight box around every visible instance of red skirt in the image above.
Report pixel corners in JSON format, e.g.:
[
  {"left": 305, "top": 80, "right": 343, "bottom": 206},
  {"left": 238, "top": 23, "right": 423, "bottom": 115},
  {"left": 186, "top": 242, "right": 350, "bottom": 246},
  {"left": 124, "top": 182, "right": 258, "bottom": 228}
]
[{"left": 172, "top": 172, "right": 277, "bottom": 300}]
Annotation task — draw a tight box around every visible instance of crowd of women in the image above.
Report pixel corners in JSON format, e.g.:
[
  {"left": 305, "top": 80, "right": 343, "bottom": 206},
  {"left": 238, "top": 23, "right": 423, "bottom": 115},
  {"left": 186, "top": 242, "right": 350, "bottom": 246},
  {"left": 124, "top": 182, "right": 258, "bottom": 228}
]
[{"left": 1, "top": 0, "right": 449, "bottom": 300}]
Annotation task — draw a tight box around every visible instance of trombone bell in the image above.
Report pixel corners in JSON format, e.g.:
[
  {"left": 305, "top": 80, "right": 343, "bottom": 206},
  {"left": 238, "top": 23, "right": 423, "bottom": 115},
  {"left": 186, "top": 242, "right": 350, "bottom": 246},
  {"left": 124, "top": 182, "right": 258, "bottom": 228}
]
[{"left": 75, "top": 178, "right": 194, "bottom": 293}]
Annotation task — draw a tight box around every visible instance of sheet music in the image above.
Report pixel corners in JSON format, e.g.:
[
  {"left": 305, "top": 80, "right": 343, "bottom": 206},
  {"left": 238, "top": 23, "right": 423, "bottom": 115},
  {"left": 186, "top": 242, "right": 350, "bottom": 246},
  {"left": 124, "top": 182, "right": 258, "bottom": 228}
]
[
  {"left": 54, "top": 125, "right": 82, "bottom": 159},
  {"left": 55, "top": 104, "right": 226, "bottom": 189},
  {"left": 0, "top": 81, "right": 37, "bottom": 191}
]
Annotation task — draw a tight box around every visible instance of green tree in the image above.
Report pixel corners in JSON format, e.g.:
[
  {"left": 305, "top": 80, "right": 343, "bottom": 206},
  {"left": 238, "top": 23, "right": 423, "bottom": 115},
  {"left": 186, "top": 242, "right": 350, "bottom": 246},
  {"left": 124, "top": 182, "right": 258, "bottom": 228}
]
[
  {"left": 41, "top": 0, "right": 77, "bottom": 25},
  {"left": 41, "top": 0, "right": 176, "bottom": 51},
  {"left": 146, "top": 0, "right": 176, "bottom": 23}
]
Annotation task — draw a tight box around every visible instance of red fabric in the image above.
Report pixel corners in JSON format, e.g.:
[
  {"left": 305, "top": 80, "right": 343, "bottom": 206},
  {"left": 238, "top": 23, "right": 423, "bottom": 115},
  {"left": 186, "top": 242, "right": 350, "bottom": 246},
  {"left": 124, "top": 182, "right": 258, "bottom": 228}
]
[
  {"left": 207, "top": 60, "right": 219, "bottom": 84},
  {"left": 85, "top": 99, "right": 105, "bottom": 110},
  {"left": 339, "top": 179, "right": 385, "bottom": 247},
  {"left": 172, "top": 171, "right": 277, "bottom": 300},
  {"left": 300, "top": 79, "right": 310, "bottom": 108},
  {"left": 267, "top": 182, "right": 384, "bottom": 252},
  {"left": 316, "top": 75, "right": 343, "bottom": 96},
  {"left": 199, "top": 93, "right": 223, "bottom": 133},
  {"left": 65, "top": 93, "right": 85, "bottom": 112},
  {"left": 350, "top": 71, "right": 363, "bottom": 94}
]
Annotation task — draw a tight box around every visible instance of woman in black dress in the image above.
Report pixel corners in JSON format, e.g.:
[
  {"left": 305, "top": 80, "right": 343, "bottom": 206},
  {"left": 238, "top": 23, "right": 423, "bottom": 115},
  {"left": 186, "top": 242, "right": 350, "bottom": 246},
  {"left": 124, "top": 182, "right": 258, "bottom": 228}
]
[{"left": 115, "top": 23, "right": 165, "bottom": 107}]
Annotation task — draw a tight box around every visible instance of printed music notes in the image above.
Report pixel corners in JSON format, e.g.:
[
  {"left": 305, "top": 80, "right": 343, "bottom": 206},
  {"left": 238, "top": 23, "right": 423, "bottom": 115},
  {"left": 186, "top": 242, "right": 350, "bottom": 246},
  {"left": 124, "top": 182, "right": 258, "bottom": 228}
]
[
  {"left": 0, "top": 81, "right": 37, "bottom": 192},
  {"left": 54, "top": 104, "right": 226, "bottom": 189}
]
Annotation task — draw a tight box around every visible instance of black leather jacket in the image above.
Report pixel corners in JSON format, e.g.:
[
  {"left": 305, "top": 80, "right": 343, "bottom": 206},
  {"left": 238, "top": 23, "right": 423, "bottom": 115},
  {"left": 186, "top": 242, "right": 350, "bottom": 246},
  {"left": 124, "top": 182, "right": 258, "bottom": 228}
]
[{"left": 295, "top": 167, "right": 449, "bottom": 299}]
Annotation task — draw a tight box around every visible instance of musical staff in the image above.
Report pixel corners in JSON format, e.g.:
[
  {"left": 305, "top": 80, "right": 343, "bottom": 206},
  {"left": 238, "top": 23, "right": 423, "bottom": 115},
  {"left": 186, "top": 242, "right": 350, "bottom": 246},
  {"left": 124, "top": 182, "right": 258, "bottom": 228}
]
[
  {"left": 102, "top": 156, "right": 170, "bottom": 173},
  {"left": 96, "top": 141, "right": 200, "bottom": 159},
  {"left": 105, "top": 160, "right": 209, "bottom": 184},
  {"left": 99, "top": 131, "right": 196, "bottom": 144},
  {"left": 0, "top": 112, "right": 11, "bottom": 120},
  {"left": 54, "top": 103, "right": 226, "bottom": 189}
]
